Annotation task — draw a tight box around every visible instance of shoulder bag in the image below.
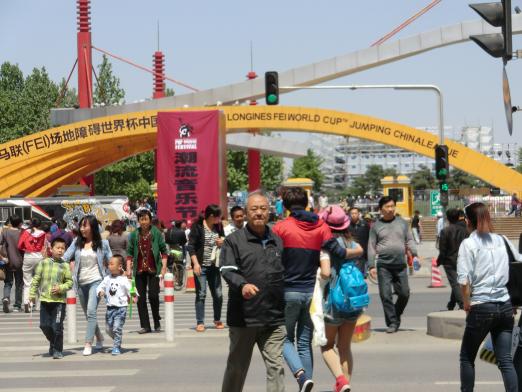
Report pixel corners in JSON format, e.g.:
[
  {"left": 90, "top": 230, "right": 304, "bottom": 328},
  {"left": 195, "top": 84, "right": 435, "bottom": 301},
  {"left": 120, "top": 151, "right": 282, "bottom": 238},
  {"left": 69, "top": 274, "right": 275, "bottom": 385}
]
[{"left": 503, "top": 236, "right": 522, "bottom": 306}]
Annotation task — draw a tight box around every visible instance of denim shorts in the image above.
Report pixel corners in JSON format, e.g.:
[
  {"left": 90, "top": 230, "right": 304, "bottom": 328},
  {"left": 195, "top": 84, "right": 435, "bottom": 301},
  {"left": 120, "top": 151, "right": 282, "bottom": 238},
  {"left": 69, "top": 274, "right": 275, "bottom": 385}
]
[{"left": 324, "top": 309, "right": 362, "bottom": 325}]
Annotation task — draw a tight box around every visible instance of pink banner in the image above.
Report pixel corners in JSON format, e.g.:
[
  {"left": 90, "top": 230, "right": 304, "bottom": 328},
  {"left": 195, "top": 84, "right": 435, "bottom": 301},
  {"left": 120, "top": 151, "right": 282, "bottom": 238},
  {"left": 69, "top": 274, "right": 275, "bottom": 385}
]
[{"left": 157, "top": 110, "right": 227, "bottom": 226}]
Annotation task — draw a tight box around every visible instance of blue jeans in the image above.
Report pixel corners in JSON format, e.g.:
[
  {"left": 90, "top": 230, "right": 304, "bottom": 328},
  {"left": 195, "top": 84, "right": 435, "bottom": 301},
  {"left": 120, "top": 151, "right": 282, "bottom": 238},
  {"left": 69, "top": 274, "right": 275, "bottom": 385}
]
[
  {"left": 460, "top": 301, "right": 517, "bottom": 392},
  {"left": 77, "top": 280, "right": 102, "bottom": 344},
  {"left": 106, "top": 306, "right": 127, "bottom": 349},
  {"left": 283, "top": 291, "right": 314, "bottom": 379},
  {"left": 195, "top": 265, "right": 222, "bottom": 325}
]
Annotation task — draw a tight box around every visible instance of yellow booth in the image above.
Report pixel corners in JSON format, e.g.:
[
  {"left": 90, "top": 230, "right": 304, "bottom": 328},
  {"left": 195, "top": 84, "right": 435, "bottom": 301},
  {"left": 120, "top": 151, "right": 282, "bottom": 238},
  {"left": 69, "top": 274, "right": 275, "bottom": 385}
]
[{"left": 381, "top": 176, "right": 413, "bottom": 218}]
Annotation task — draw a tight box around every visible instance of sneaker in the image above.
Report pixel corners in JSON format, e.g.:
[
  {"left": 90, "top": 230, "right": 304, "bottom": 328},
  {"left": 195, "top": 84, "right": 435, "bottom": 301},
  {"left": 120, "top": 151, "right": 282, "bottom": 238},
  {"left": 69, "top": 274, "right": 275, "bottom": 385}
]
[
  {"left": 386, "top": 325, "right": 398, "bottom": 334},
  {"left": 297, "top": 373, "right": 314, "bottom": 392},
  {"left": 335, "top": 375, "right": 351, "bottom": 392},
  {"left": 13, "top": 306, "right": 21, "bottom": 312},
  {"left": 82, "top": 345, "right": 92, "bottom": 356},
  {"left": 111, "top": 347, "right": 121, "bottom": 356},
  {"left": 2, "top": 298, "right": 9, "bottom": 313},
  {"left": 48, "top": 344, "right": 54, "bottom": 356},
  {"left": 214, "top": 321, "right": 224, "bottom": 329},
  {"left": 154, "top": 322, "right": 161, "bottom": 332},
  {"left": 53, "top": 351, "right": 63, "bottom": 359}
]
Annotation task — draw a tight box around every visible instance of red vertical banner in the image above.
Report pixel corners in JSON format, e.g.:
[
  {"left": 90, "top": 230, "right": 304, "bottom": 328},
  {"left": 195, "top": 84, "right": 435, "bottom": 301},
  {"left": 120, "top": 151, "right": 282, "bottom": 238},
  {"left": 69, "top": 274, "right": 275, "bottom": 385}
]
[{"left": 157, "top": 111, "right": 227, "bottom": 226}]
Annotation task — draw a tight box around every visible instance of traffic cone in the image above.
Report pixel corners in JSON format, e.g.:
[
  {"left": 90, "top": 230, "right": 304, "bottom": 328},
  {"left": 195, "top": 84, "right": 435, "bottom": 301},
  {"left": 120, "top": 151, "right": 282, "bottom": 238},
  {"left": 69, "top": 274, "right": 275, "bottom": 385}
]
[
  {"left": 429, "top": 257, "right": 445, "bottom": 288},
  {"left": 185, "top": 268, "right": 196, "bottom": 293}
]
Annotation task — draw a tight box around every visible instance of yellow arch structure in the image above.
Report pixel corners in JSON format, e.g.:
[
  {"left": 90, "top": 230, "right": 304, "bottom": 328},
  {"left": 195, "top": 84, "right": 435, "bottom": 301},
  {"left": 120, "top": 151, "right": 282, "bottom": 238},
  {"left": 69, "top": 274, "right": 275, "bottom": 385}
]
[{"left": 0, "top": 106, "right": 520, "bottom": 197}]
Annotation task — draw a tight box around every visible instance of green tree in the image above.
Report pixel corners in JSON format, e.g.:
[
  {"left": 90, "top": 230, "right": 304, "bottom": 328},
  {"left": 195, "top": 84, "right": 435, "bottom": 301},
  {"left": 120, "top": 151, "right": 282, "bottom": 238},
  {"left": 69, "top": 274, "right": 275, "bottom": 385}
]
[
  {"left": 348, "top": 165, "right": 397, "bottom": 196},
  {"left": 226, "top": 151, "right": 284, "bottom": 193},
  {"left": 0, "top": 63, "right": 64, "bottom": 143},
  {"left": 94, "top": 152, "right": 154, "bottom": 200},
  {"left": 410, "top": 165, "right": 436, "bottom": 190},
  {"left": 227, "top": 150, "right": 248, "bottom": 192},
  {"left": 447, "top": 169, "right": 485, "bottom": 189},
  {"left": 93, "top": 55, "right": 125, "bottom": 105},
  {"left": 56, "top": 78, "right": 78, "bottom": 108},
  {"left": 291, "top": 149, "right": 325, "bottom": 191}
]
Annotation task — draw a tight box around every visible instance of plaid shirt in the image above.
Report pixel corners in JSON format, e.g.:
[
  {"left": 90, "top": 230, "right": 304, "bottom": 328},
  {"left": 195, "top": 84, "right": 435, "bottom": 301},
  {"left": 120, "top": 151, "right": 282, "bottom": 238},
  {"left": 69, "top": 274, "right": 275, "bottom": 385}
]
[{"left": 29, "top": 257, "right": 73, "bottom": 303}]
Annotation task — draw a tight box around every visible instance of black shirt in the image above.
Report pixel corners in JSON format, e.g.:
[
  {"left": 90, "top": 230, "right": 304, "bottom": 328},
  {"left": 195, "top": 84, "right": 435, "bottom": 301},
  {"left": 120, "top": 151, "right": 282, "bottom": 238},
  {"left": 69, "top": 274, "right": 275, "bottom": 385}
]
[
  {"left": 411, "top": 215, "right": 420, "bottom": 229},
  {"left": 220, "top": 225, "right": 285, "bottom": 327}
]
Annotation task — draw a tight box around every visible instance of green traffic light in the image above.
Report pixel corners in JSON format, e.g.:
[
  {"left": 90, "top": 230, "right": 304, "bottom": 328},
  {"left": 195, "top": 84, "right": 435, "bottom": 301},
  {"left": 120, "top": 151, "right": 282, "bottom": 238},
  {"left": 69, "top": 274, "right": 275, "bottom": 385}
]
[
  {"left": 437, "top": 168, "right": 448, "bottom": 177},
  {"left": 267, "top": 94, "right": 278, "bottom": 104},
  {"left": 441, "top": 183, "right": 449, "bottom": 192}
]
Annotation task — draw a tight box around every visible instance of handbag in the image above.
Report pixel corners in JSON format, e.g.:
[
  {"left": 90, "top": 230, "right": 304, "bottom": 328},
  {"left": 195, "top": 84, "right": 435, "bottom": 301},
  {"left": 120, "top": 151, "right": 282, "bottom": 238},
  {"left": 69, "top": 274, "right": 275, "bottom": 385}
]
[{"left": 503, "top": 236, "right": 522, "bottom": 306}]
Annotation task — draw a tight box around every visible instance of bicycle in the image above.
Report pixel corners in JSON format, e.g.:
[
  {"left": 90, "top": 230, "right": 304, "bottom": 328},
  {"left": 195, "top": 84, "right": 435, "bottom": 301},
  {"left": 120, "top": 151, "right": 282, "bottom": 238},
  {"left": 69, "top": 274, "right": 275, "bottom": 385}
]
[{"left": 168, "top": 249, "right": 186, "bottom": 291}]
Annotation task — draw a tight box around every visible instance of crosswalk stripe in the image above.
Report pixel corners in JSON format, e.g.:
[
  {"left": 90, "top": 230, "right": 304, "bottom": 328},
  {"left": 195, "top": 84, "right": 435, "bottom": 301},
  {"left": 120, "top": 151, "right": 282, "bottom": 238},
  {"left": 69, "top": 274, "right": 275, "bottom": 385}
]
[
  {"left": 0, "top": 342, "right": 177, "bottom": 352},
  {"left": 0, "top": 353, "right": 160, "bottom": 363},
  {"left": 2, "top": 369, "right": 139, "bottom": 379}
]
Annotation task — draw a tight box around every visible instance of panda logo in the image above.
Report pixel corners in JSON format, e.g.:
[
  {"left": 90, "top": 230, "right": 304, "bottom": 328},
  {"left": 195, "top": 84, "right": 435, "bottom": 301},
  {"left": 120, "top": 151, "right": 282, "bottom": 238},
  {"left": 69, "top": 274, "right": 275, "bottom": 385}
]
[
  {"left": 178, "top": 123, "right": 193, "bottom": 138},
  {"left": 109, "top": 282, "right": 119, "bottom": 297}
]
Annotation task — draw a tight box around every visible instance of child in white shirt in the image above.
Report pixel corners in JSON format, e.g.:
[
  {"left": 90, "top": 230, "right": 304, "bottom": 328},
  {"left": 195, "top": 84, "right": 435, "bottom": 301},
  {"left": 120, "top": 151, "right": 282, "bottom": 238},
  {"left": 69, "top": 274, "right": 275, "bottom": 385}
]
[{"left": 97, "top": 255, "right": 131, "bottom": 355}]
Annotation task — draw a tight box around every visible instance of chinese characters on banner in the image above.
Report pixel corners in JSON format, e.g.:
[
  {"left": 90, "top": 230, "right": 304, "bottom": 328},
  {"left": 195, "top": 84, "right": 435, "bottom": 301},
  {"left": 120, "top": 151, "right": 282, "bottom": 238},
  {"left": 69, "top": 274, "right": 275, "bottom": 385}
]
[{"left": 156, "top": 111, "right": 227, "bottom": 226}]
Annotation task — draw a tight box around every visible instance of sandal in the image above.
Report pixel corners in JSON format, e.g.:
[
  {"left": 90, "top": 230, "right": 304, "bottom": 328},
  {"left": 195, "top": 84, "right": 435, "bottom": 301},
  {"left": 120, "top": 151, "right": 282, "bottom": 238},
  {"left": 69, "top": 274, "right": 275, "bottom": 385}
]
[{"left": 196, "top": 324, "right": 205, "bottom": 332}]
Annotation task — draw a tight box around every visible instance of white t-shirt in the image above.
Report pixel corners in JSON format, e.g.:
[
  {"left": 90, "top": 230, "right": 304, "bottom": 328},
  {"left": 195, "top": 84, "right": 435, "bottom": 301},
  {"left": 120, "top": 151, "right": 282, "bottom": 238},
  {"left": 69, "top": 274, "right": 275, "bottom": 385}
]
[
  {"left": 78, "top": 248, "right": 102, "bottom": 285},
  {"left": 97, "top": 275, "right": 131, "bottom": 307}
]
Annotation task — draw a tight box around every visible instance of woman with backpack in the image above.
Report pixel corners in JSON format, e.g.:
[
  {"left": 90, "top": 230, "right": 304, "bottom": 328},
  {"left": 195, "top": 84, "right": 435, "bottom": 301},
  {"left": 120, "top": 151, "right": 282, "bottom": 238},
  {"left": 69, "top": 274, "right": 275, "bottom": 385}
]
[
  {"left": 319, "top": 205, "right": 366, "bottom": 392},
  {"left": 18, "top": 218, "right": 47, "bottom": 313}
]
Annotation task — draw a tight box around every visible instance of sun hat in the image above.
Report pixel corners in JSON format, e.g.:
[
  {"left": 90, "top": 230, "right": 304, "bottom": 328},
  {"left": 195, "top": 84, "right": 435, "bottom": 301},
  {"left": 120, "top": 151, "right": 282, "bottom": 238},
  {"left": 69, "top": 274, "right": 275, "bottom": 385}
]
[{"left": 318, "top": 204, "right": 350, "bottom": 231}]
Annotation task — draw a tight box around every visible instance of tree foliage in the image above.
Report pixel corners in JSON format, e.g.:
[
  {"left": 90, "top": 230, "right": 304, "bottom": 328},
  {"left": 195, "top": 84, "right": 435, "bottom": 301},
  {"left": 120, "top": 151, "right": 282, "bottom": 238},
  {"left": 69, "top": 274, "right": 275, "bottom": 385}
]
[
  {"left": 410, "top": 165, "right": 436, "bottom": 190},
  {"left": 94, "top": 152, "right": 155, "bottom": 201},
  {"left": 93, "top": 55, "right": 125, "bottom": 106},
  {"left": 0, "top": 62, "right": 66, "bottom": 143},
  {"left": 291, "top": 149, "right": 325, "bottom": 191},
  {"left": 347, "top": 165, "right": 398, "bottom": 196},
  {"left": 226, "top": 150, "right": 284, "bottom": 193}
]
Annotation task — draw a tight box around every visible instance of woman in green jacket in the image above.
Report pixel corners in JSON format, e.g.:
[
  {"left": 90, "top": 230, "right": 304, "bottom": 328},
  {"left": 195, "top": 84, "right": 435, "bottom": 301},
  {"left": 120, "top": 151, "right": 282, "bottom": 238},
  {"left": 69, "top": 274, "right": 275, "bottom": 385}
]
[{"left": 126, "top": 209, "right": 167, "bottom": 334}]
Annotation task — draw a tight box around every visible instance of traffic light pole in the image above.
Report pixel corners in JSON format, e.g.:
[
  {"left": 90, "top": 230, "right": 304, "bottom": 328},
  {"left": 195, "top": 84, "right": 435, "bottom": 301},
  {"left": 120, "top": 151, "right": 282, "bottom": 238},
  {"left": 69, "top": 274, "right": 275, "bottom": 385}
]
[
  {"left": 280, "top": 84, "right": 445, "bottom": 144},
  {"left": 280, "top": 83, "right": 448, "bottom": 212}
]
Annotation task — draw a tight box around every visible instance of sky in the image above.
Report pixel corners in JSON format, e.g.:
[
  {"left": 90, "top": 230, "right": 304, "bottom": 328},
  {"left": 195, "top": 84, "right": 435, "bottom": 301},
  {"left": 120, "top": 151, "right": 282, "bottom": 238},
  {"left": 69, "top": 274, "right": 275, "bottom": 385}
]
[{"left": 1, "top": 0, "right": 521, "bottom": 145}]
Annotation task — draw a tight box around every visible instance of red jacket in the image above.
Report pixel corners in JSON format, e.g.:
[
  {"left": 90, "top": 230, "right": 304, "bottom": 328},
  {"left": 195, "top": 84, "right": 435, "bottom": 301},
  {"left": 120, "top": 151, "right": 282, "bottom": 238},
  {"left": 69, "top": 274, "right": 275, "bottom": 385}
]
[
  {"left": 272, "top": 210, "right": 333, "bottom": 293},
  {"left": 18, "top": 229, "right": 46, "bottom": 253}
]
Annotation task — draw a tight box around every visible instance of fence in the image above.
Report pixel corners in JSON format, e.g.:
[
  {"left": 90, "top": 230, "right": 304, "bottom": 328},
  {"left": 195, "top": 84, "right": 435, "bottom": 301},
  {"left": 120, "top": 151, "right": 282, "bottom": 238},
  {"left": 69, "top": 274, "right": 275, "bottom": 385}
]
[{"left": 413, "top": 190, "right": 514, "bottom": 217}]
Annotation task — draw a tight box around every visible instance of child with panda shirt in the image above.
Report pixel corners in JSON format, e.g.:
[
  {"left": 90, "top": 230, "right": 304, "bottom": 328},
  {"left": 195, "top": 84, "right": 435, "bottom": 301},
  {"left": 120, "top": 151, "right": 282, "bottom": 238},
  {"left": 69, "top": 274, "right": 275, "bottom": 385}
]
[{"left": 97, "top": 255, "right": 131, "bottom": 355}]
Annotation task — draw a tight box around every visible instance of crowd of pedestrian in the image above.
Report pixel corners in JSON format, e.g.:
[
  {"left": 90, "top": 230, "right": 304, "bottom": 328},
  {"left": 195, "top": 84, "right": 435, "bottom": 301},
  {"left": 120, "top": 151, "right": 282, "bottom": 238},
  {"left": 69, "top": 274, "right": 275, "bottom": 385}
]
[{"left": 2, "top": 187, "right": 522, "bottom": 392}]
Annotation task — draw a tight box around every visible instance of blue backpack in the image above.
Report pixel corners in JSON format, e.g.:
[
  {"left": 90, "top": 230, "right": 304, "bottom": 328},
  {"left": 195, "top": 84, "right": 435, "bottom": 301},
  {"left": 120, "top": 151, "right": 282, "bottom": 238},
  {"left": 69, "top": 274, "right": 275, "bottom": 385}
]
[{"left": 328, "top": 238, "right": 370, "bottom": 314}]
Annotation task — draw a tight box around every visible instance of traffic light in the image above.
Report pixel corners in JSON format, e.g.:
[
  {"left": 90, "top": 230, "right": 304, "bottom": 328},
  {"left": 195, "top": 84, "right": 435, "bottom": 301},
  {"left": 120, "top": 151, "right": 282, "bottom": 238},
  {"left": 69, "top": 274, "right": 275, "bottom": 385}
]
[
  {"left": 469, "top": 0, "right": 512, "bottom": 61},
  {"left": 435, "top": 144, "right": 449, "bottom": 180},
  {"left": 265, "top": 71, "right": 279, "bottom": 105},
  {"left": 440, "top": 185, "right": 449, "bottom": 206}
]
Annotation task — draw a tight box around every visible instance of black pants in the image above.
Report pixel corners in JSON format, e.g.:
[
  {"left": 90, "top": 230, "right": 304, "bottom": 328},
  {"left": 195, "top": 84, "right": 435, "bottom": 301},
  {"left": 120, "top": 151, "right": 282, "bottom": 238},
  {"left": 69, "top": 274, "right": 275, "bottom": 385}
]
[
  {"left": 135, "top": 272, "right": 161, "bottom": 330},
  {"left": 377, "top": 265, "right": 410, "bottom": 327},
  {"left": 3, "top": 268, "right": 23, "bottom": 309},
  {"left": 40, "top": 302, "right": 66, "bottom": 353},
  {"left": 443, "top": 265, "right": 463, "bottom": 310}
]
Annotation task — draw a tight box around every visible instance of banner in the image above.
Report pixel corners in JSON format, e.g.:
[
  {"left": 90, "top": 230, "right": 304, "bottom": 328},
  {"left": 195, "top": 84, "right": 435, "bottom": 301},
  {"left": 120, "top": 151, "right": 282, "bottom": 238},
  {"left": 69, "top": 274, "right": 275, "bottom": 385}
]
[{"left": 157, "top": 110, "right": 227, "bottom": 225}]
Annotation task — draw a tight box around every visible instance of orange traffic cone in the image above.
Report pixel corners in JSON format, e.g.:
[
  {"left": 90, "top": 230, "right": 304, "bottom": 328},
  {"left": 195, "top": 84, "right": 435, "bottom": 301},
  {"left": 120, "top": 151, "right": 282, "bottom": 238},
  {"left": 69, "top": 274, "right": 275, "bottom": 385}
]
[
  {"left": 185, "top": 268, "right": 196, "bottom": 293},
  {"left": 429, "top": 257, "right": 445, "bottom": 288}
]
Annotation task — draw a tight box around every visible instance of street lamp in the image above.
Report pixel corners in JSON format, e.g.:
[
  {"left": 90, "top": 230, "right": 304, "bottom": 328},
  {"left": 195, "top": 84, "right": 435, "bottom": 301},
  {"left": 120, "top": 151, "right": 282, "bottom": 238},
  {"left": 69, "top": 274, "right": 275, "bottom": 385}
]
[{"left": 280, "top": 84, "right": 445, "bottom": 144}]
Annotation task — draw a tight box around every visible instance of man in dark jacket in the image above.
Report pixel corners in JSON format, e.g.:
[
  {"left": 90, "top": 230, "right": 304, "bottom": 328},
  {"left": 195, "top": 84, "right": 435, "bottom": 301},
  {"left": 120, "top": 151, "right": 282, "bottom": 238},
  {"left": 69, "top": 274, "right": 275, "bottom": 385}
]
[
  {"left": 1, "top": 215, "right": 24, "bottom": 313},
  {"left": 220, "top": 191, "right": 285, "bottom": 392},
  {"left": 437, "top": 208, "right": 468, "bottom": 310}
]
